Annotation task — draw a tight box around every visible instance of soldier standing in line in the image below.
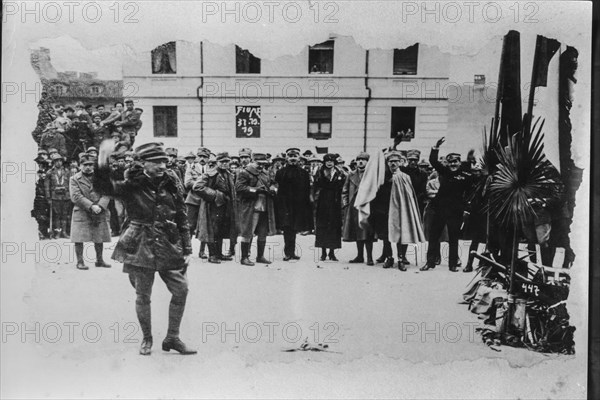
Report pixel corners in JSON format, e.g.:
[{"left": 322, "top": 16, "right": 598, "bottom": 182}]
[
  {"left": 275, "top": 148, "right": 314, "bottom": 261},
  {"left": 235, "top": 153, "right": 278, "bottom": 266},
  {"left": 184, "top": 147, "right": 210, "bottom": 258},
  {"left": 45, "top": 153, "right": 72, "bottom": 239},
  {"left": 32, "top": 154, "right": 51, "bottom": 239},
  {"left": 69, "top": 154, "right": 112, "bottom": 270},
  {"left": 194, "top": 152, "right": 237, "bottom": 264},
  {"left": 96, "top": 141, "right": 196, "bottom": 356},
  {"left": 166, "top": 148, "right": 183, "bottom": 181},
  {"left": 342, "top": 152, "right": 375, "bottom": 265}
]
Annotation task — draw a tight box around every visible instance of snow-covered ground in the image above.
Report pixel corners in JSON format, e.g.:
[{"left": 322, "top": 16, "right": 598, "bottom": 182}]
[{"left": 0, "top": 235, "right": 587, "bottom": 399}]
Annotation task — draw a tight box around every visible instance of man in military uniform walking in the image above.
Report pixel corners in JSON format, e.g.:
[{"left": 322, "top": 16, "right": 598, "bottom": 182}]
[{"left": 97, "top": 141, "right": 195, "bottom": 356}]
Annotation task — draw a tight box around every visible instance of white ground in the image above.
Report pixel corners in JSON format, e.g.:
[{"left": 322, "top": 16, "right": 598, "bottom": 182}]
[{"left": 0, "top": 235, "right": 587, "bottom": 399}]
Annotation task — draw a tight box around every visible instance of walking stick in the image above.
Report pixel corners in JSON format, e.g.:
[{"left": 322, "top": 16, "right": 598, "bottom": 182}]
[{"left": 49, "top": 200, "right": 53, "bottom": 235}]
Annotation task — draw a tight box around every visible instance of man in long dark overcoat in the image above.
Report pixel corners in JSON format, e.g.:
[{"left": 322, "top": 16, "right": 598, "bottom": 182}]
[
  {"left": 235, "top": 153, "right": 277, "bottom": 266},
  {"left": 96, "top": 141, "right": 195, "bottom": 356},
  {"left": 193, "top": 152, "right": 237, "bottom": 264},
  {"left": 69, "top": 153, "right": 112, "bottom": 270},
  {"left": 275, "top": 148, "right": 313, "bottom": 261}
]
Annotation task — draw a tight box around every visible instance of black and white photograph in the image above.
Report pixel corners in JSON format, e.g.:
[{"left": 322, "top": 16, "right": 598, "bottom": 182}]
[{"left": 1, "top": 1, "right": 594, "bottom": 398}]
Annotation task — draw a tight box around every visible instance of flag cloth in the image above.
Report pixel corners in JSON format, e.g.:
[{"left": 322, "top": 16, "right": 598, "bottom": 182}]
[
  {"left": 532, "top": 35, "right": 561, "bottom": 88},
  {"left": 496, "top": 30, "right": 523, "bottom": 146},
  {"left": 355, "top": 149, "right": 386, "bottom": 229},
  {"left": 388, "top": 172, "right": 426, "bottom": 244}
]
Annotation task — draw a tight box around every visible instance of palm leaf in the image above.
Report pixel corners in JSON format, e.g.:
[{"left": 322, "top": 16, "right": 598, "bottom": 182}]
[{"left": 486, "top": 117, "right": 563, "bottom": 231}]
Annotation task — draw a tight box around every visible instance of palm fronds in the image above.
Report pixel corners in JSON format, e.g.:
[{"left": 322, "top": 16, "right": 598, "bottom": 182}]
[{"left": 487, "top": 117, "right": 563, "bottom": 231}]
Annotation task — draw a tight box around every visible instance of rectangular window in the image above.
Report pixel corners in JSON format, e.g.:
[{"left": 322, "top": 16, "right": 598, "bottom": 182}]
[
  {"left": 308, "top": 106, "right": 332, "bottom": 139},
  {"left": 393, "top": 43, "right": 418, "bottom": 75},
  {"left": 153, "top": 106, "right": 177, "bottom": 137},
  {"left": 236, "top": 46, "right": 261, "bottom": 74},
  {"left": 390, "top": 107, "right": 416, "bottom": 139},
  {"left": 152, "top": 42, "right": 177, "bottom": 74},
  {"left": 309, "top": 40, "right": 334, "bottom": 74}
]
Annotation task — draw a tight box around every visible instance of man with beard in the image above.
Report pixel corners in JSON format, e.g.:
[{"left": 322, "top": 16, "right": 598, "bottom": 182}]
[
  {"left": 397, "top": 149, "right": 428, "bottom": 266},
  {"left": 235, "top": 153, "right": 278, "bottom": 265},
  {"left": 275, "top": 148, "right": 313, "bottom": 261},
  {"left": 194, "top": 152, "right": 237, "bottom": 264},
  {"left": 420, "top": 137, "right": 474, "bottom": 272},
  {"left": 185, "top": 147, "right": 210, "bottom": 258},
  {"left": 342, "top": 152, "right": 375, "bottom": 265},
  {"left": 69, "top": 154, "right": 112, "bottom": 270},
  {"left": 97, "top": 141, "right": 195, "bottom": 355}
]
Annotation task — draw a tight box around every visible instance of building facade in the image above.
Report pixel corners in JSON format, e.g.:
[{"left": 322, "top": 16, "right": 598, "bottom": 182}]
[{"left": 123, "top": 35, "right": 450, "bottom": 160}]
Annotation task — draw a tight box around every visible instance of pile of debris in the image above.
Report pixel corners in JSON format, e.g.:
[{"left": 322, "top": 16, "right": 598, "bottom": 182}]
[{"left": 463, "top": 252, "right": 575, "bottom": 354}]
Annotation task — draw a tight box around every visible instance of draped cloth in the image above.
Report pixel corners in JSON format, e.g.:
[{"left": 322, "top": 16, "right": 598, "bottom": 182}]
[
  {"left": 355, "top": 149, "right": 386, "bottom": 230},
  {"left": 388, "top": 172, "right": 426, "bottom": 244}
]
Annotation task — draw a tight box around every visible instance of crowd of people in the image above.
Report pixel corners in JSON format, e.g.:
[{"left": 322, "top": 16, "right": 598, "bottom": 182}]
[
  {"left": 31, "top": 94, "right": 142, "bottom": 240},
  {"left": 28, "top": 94, "right": 574, "bottom": 355}
]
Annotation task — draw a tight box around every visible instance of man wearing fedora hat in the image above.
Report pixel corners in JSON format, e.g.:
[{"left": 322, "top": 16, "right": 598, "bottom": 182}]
[
  {"left": 235, "top": 153, "right": 278, "bottom": 265},
  {"left": 193, "top": 152, "right": 237, "bottom": 264},
  {"left": 275, "top": 148, "right": 313, "bottom": 261},
  {"left": 69, "top": 154, "right": 112, "bottom": 270},
  {"left": 96, "top": 141, "right": 195, "bottom": 355},
  {"left": 45, "top": 153, "right": 72, "bottom": 239}
]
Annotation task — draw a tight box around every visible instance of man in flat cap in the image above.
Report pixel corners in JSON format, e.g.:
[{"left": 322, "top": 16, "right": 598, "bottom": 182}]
[
  {"left": 69, "top": 154, "right": 112, "bottom": 270},
  {"left": 193, "top": 152, "right": 237, "bottom": 263},
  {"left": 165, "top": 148, "right": 182, "bottom": 181},
  {"left": 342, "top": 152, "right": 376, "bottom": 265},
  {"left": 235, "top": 153, "right": 278, "bottom": 265},
  {"left": 45, "top": 153, "right": 72, "bottom": 239},
  {"left": 239, "top": 148, "right": 253, "bottom": 168},
  {"left": 40, "top": 126, "right": 68, "bottom": 159},
  {"left": 275, "top": 148, "right": 314, "bottom": 260},
  {"left": 96, "top": 141, "right": 195, "bottom": 355},
  {"left": 184, "top": 147, "right": 211, "bottom": 258},
  {"left": 420, "top": 137, "right": 474, "bottom": 272},
  {"left": 32, "top": 155, "right": 51, "bottom": 239},
  {"left": 115, "top": 99, "right": 141, "bottom": 146}
]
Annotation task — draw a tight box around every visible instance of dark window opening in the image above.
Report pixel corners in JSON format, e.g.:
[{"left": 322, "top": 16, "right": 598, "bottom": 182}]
[
  {"left": 390, "top": 107, "right": 416, "bottom": 139},
  {"left": 152, "top": 42, "right": 177, "bottom": 74},
  {"left": 309, "top": 40, "right": 334, "bottom": 74},
  {"left": 236, "top": 45, "right": 261, "bottom": 74},
  {"left": 393, "top": 43, "right": 418, "bottom": 75},
  {"left": 153, "top": 106, "right": 177, "bottom": 137},
  {"left": 308, "top": 106, "right": 332, "bottom": 139}
]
